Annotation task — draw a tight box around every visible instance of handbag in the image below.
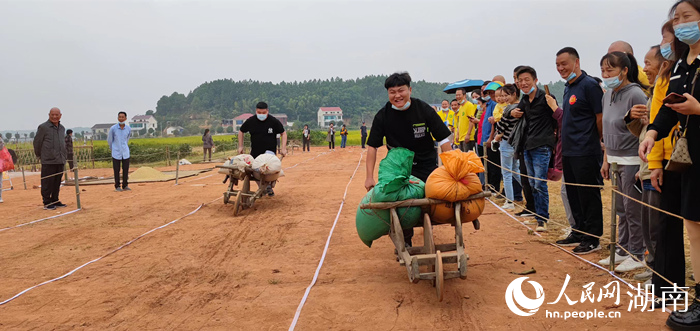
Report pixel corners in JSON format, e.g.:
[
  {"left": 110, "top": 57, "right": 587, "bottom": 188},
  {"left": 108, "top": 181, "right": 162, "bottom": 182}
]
[{"left": 665, "top": 70, "right": 698, "bottom": 172}]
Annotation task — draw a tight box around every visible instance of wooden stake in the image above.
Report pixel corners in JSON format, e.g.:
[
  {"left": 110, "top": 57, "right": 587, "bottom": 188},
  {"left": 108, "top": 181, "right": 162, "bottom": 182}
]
[
  {"left": 609, "top": 162, "right": 618, "bottom": 271},
  {"left": 21, "top": 166, "right": 27, "bottom": 190},
  {"left": 175, "top": 151, "right": 180, "bottom": 185},
  {"left": 74, "top": 154, "right": 81, "bottom": 209}
]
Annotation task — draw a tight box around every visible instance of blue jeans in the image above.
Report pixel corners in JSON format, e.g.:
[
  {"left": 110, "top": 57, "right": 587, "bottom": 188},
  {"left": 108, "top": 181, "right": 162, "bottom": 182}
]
[
  {"left": 499, "top": 140, "right": 521, "bottom": 202},
  {"left": 341, "top": 135, "right": 347, "bottom": 148},
  {"left": 524, "top": 146, "right": 552, "bottom": 222}
]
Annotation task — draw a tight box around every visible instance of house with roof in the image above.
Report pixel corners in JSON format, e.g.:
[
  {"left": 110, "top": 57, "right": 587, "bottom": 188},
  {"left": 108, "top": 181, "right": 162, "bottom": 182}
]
[
  {"left": 129, "top": 115, "right": 158, "bottom": 136},
  {"left": 317, "top": 107, "right": 343, "bottom": 128},
  {"left": 91, "top": 123, "right": 115, "bottom": 140}
]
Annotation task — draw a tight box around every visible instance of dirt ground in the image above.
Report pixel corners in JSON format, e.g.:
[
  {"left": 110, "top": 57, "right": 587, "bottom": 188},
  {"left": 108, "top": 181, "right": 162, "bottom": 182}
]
[{"left": 0, "top": 147, "right": 671, "bottom": 330}]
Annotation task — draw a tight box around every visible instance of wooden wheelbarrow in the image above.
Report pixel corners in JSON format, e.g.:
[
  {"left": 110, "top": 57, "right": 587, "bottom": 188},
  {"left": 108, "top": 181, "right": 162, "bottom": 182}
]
[
  {"left": 215, "top": 165, "right": 281, "bottom": 216},
  {"left": 359, "top": 191, "right": 490, "bottom": 301}
]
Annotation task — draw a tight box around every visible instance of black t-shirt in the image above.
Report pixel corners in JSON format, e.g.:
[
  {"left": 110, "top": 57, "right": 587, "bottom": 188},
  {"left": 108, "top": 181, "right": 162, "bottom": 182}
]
[
  {"left": 239, "top": 115, "right": 285, "bottom": 158},
  {"left": 517, "top": 88, "right": 556, "bottom": 151},
  {"left": 367, "top": 98, "right": 451, "bottom": 181}
]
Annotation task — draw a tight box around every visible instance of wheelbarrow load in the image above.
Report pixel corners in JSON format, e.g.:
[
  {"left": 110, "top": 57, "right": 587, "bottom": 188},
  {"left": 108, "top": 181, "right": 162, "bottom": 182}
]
[
  {"left": 357, "top": 148, "right": 489, "bottom": 301},
  {"left": 355, "top": 148, "right": 425, "bottom": 248},
  {"left": 216, "top": 152, "right": 283, "bottom": 216},
  {"left": 425, "top": 149, "right": 485, "bottom": 224}
]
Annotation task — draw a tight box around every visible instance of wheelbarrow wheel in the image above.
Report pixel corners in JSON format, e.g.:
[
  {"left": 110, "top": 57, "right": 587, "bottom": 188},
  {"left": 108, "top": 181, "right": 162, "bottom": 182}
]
[
  {"left": 233, "top": 193, "right": 242, "bottom": 216},
  {"left": 435, "top": 250, "right": 444, "bottom": 302}
]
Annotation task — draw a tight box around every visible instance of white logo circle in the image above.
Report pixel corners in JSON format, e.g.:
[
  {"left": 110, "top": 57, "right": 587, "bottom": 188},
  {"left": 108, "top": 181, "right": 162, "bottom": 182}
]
[{"left": 505, "top": 277, "right": 545, "bottom": 316}]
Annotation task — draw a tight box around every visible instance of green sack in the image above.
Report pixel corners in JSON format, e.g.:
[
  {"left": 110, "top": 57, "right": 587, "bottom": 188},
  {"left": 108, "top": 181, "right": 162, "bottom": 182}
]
[{"left": 355, "top": 148, "right": 425, "bottom": 247}]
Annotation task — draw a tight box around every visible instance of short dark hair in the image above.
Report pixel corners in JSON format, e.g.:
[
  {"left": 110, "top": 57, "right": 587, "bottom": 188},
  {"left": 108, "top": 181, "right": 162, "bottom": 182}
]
[
  {"left": 451, "top": 99, "right": 458, "bottom": 103},
  {"left": 384, "top": 72, "right": 411, "bottom": 89},
  {"left": 513, "top": 65, "right": 526, "bottom": 74},
  {"left": 442, "top": 99, "right": 449, "bottom": 103},
  {"left": 118, "top": 111, "right": 127, "bottom": 117},
  {"left": 516, "top": 66, "right": 538, "bottom": 80},
  {"left": 557, "top": 47, "right": 579, "bottom": 59},
  {"left": 455, "top": 87, "right": 467, "bottom": 94},
  {"left": 650, "top": 45, "right": 664, "bottom": 63},
  {"left": 66, "top": 129, "right": 73, "bottom": 135},
  {"left": 256, "top": 101, "right": 268, "bottom": 109},
  {"left": 482, "top": 81, "right": 491, "bottom": 87}
]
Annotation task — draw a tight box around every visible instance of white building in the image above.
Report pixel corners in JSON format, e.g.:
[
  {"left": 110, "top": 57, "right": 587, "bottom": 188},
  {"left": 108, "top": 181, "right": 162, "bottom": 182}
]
[
  {"left": 317, "top": 107, "right": 343, "bottom": 128},
  {"left": 165, "top": 126, "right": 185, "bottom": 136},
  {"left": 91, "top": 123, "right": 114, "bottom": 140},
  {"left": 129, "top": 115, "right": 158, "bottom": 136}
]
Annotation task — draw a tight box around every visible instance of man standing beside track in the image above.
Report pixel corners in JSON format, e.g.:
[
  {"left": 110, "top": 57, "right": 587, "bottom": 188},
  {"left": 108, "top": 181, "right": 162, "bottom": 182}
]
[
  {"left": 108, "top": 111, "right": 132, "bottom": 192},
  {"left": 34, "top": 107, "right": 68, "bottom": 210},
  {"left": 365, "top": 72, "right": 452, "bottom": 247}
]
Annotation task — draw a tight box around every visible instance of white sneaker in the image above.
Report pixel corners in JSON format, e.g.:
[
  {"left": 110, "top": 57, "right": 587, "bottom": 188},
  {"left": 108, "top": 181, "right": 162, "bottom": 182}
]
[
  {"left": 501, "top": 202, "right": 515, "bottom": 210},
  {"left": 615, "top": 257, "right": 646, "bottom": 273},
  {"left": 0, "top": 198, "right": 3, "bottom": 203},
  {"left": 599, "top": 253, "right": 629, "bottom": 266},
  {"left": 523, "top": 219, "right": 538, "bottom": 225}
]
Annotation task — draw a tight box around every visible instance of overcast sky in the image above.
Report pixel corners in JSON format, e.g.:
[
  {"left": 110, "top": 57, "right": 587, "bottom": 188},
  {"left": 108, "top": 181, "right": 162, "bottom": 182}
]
[{"left": 0, "top": 0, "right": 678, "bottom": 131}]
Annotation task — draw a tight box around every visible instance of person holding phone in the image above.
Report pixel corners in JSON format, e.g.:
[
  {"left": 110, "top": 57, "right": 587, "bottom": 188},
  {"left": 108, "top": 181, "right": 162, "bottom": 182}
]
[
  {"left": 639, "top": 3, "right": 700, "bottom": 327},
  {"left": 600, "top": 51, "right": 649, "bottom": 272}
]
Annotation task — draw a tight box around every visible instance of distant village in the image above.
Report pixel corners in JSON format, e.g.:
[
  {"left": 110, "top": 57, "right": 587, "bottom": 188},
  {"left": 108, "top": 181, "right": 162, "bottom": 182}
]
[{"left": 3, "top": 107, "right": 344, "bottom": 143}]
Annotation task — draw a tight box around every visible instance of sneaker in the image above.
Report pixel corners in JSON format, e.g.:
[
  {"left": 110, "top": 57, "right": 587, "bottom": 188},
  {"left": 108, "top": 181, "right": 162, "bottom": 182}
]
[
  {"left": 573, "top": 242, "right": 602, "bottom": 255},
  {"left": 55, "top": 202, "right": 67, "bottom": 208},
  {"left": 501, "top": 202, "right": 515, "bottom": 210},
  {"left": 535, "top": 222, "right": 547, "bottom": 232},
  {"left": 615, "top": 257, "right": 646, "bottom": 273},
  {"left": 266, "top": 185, "right": 275, "bottom": 197},
  {"left": 523, "top": 219, "right": 538, "bottom": 225},
  {"left": 555, "top": 233, "right": 582, "bottom": 247},
  {"left": 44, "top": 204, "right": 57, "bottom": 210},
  {"left": 599, "top": 253, "right": 630, "bottom": 266},
  {"left": 115, "top": 187, "right": 123, "bottom": 192},
  {"left": 515, "top": 210, "right": 535, "bottom": 217},
  {"left": 123, "top": 187, "right": 132, "bottom": 191},
  {"left": 0, "top": 198, "right": 3, "bottom": 203},
  {"left": 634, "top": 269, "right": 653, "bottom": 281}
]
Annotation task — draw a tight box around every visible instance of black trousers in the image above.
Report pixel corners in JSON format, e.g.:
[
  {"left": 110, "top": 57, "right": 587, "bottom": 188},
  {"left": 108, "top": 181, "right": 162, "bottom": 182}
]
[
  {"left": 303, "top": 138, "right": 310, "bottom": 151},
  {"left": 113, "top": 158, "right": 130, "bottom": 189},
  {"left": 518, "top": 153, "right": 536, "bottom": 211},
  {"left": 562, "top": 156, "right": 604, "bottom": 245},
  {"left": 67, "top": 154, "right": 74, "bottom": 171},
  {"left": 328, "top": 136, "right": 335, "bottom": 149},
  {"left": 41, "top": 164, "right": 64, "bottom": 206},
  {"left": 361, "top": 135, "right": 367, "bottom": 148},
  {"left": 652, "top": 167, "right": 686, "bottom": 293},
  {"left": 486, "top": 146, "right": 502, "bottom": 193}
]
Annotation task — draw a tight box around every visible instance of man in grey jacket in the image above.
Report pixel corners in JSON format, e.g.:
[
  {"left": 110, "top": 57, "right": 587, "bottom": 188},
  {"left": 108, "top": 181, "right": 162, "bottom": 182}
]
[{"left": 34, "top": 107, "right": 68, "bottom": 210}]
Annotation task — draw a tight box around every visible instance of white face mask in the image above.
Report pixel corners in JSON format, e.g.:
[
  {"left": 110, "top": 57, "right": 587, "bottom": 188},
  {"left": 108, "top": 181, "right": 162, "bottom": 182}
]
[
  {"left": 440, "top": 107, "right": 449, "bottom": 111},
  {"left": 119, "top": 121, "right": 126, "bottom": 125},
  {"left": 391, "top": 101, "right": 411, "bottom": 111}
]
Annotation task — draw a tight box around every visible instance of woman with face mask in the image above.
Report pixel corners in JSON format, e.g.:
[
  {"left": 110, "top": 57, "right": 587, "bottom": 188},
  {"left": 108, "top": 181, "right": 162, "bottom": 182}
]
[
  {"left": 302, "top": 125, "right": 311, "bottom": 152},
  {"left": 640, "top": 2, "right": 700, "bottom": 327},
  {"left": 600, "top": 51, "right": 649, "bottom": 273}
]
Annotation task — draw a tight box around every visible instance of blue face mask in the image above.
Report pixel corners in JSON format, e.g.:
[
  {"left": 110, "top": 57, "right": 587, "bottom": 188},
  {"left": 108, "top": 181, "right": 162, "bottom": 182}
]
[
  {"left": 477, "top": 105, "right": 482, "bottom": 111},
  {"left": 520, "top": 86, "right": 535, "bottom": 95},
  {"left": 483, "top": 96, "right": 491, "bottom": 101},
  {"left": 391, "top": 101, "right": 411, "bottom": 111},
  {"left": 257, "top": 114, "right": 268, "bottom": 121},
  {"left": 566, "top": 71, "right": 577, "bottom": 81},
  {"left": 675, "top": 20, "right": 700, "bottom": 45},
  {"left": 660, "top": 42, "right": 675, "bottom": 60},
  {"left": 603, "top": 75, "right": 622, "bottom": 90}
]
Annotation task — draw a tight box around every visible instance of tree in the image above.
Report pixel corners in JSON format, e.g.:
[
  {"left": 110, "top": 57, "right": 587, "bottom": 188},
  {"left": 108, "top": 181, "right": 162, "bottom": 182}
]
[
  {"left": 29, "top": 132, "right": 35, "bottom": 139},
  {"left": 148, "top": 128, "right": 155, "bottom": 136},
  {"left": 216, "top": 126, "right": 224, "bottom": 134},
  {"left": 226, "top": 126, "right": 233, "bottom": 133},
  {"left": 146, "top": 110, "right": 155, "bottom": 116},
  {"left": 15, "top": 133, "right": 20, "bottom": 142},
  {"left": 5, "top": 133, "right": 12, "bottom": 141}
]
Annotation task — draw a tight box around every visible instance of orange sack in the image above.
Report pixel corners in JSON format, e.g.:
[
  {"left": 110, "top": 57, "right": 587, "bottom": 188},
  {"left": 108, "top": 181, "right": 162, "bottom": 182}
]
[{"left": 425, "top": 150, "right": 485, "bottom": 223}]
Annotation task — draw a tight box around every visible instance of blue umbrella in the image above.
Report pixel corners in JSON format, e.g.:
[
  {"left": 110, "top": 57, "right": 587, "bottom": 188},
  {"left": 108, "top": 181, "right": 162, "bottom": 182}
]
[{"left": 443, "top": 79, "right": 485, "bottom": 94}]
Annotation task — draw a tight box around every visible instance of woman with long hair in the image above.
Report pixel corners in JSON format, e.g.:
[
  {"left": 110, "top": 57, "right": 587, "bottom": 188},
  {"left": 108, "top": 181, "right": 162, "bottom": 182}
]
[
  {"left": 600, "top": 51, "right": 649, "bottom": 273},
  {"left": 640, "top": 1, "right": 700, "bottom": 327}
]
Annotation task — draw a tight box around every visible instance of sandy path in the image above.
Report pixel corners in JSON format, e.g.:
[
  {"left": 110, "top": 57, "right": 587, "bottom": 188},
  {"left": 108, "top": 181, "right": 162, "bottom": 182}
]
[{"left": 0, "top": 147, "right": 669, "bottom": 330}]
